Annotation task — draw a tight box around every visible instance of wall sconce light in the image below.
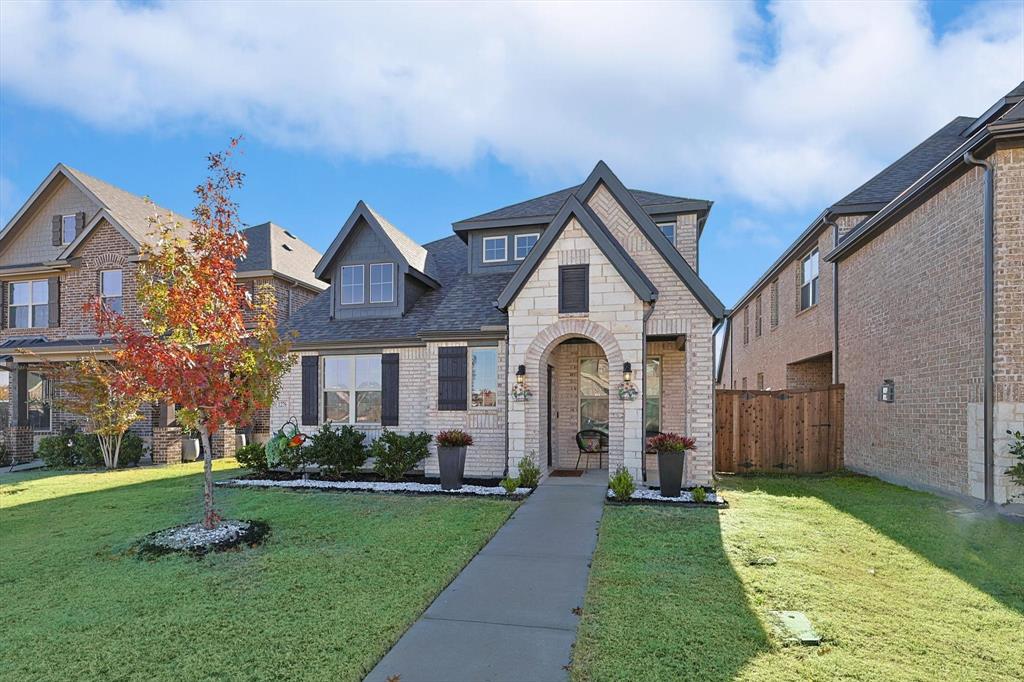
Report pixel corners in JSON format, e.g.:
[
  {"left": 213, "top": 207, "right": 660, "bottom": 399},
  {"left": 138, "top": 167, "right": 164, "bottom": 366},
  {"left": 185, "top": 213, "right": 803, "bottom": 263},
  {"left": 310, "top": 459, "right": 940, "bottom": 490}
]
[
  {"left": 516, "top": 364, "right": 526, "bottom": 385},
  {"left": 878, "top": 379, "right": 894, "bottom": 403},
  {"left": 622, "top": 362, "right": 632, "bottom": 383}
]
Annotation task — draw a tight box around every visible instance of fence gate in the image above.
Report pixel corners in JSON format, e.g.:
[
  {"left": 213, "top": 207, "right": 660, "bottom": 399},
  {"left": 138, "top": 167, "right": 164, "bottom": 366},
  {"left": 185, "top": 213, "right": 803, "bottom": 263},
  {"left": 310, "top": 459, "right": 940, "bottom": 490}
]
[{"left": 714, "top": 385, "right": 844, "bottom": 474}]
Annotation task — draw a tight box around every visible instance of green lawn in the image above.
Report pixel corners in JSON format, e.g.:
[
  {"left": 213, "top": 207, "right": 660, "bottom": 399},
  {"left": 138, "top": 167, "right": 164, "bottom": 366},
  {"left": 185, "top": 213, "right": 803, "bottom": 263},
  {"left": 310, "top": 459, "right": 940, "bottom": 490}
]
[
  {"left": 572, "top": 473, "right": 1024, "bottom": 682},
  {"left": 0, "top": 461, "right": 516, "bottom": 681}
]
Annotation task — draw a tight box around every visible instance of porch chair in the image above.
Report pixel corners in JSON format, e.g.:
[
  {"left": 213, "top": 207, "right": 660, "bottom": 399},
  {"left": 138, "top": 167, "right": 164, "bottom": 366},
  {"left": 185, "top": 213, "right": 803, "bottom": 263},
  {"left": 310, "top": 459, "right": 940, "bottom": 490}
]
[{"left": 575, "top": 429, "right": 608, "bottom": 470}]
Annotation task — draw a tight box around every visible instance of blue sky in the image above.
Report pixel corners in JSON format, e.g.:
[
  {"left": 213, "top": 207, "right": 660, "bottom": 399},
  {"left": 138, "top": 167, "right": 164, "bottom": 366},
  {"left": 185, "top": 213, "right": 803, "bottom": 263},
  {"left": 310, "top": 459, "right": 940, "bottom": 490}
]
[{"left": 1, "top": 0, "right": 1022, "bottom": 306}]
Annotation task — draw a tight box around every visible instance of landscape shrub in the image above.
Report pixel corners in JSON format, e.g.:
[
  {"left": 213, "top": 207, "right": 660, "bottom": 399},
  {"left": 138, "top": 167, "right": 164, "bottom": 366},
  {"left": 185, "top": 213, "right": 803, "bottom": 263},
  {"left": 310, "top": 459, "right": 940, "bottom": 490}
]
[
  {"left": 371, "top": 429, "right": 432, "bottom": 481},
  {"left": 1006, "top": 429, "right": 1024, "bottom": 499},
  {"left": 517, "top": 455, "right": 541, "bottom": 488},
  {"left": 436, "top": 429, "right": 473, "bottom": 447},
  {"left": 0, "top": 440, "right": 9, "bottom": 466},
  {"left": 308, "top": 422, "right": 367, "bottom": 477},
  {"left": 38, "top": 425, "right": 82, "bottom": 468},
  {"left": 691, "top": 485, "right": 707, "bottom": 503},
  {"left": 500, "top": 477, "right": 520, "bottom": 494},
  {"left": 76, "top": 431, "right": 145, "bottom": 468},
  {"left": 609, "top": 467, "right": 635, "bottom": 501},
  {"left": 236, "top": 442, "right": 269, "bottom": 474}
]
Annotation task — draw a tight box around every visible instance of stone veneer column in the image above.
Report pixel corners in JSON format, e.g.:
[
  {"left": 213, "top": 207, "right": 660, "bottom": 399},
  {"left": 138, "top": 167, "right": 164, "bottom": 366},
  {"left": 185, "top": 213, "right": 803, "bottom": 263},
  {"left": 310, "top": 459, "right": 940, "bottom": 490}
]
[{"left": 151, "top": 426, "right": 182, "bottom": 465}]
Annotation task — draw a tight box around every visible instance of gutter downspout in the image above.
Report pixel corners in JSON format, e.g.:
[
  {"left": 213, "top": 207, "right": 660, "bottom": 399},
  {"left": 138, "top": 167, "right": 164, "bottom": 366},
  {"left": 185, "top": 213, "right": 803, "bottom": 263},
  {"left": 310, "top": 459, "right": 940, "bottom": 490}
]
[
  {"left": 503, "top": 331, "right": 510, "bottom": 479},
  {"left": 822, "top": 214, "right": 840, "bottom": 385},
  {"left": 641, "top": 298, "right": 657, "bottom": 484},
  {"left": 964, "top": 151, "right": 995, "bottom": 505}
]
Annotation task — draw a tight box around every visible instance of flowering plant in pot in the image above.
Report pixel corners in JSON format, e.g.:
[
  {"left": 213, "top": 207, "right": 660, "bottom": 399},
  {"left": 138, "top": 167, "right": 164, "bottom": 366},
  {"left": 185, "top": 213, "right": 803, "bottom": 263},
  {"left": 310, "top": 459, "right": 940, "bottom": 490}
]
[
  {"left": 436, "top": 429, "right": 474, "bottom": 490},
  {"left": 648, "top": 433, "right": 696, "bottom": 498}
]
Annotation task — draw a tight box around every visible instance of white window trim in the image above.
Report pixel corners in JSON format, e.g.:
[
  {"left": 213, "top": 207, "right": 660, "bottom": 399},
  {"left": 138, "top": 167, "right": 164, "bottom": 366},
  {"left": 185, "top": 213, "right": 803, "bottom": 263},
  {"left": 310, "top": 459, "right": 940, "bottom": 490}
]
[
  {"left": 657, "top": 222, "right": 676, "bottom": 245},
  {"left": 482, "top": 235, "right": 508, "bottom": 263},
  {"left": 340, "top": 264, "right": 365, "bottom": 305},
  {"left": 8, "top": 279, "right": 49, "bottom": 329},
  {"left": 321, "top": 354, "right": 382, "bottom": 425},
  {"left": 368, "top": 262, "right": 395, "bottom": 304},
  {"left": 61, "top": 214, "right": 77, "bottom": 246},
  {"left": 100, "top": 269, "right": 123, "bottom": 312},
  {"left": 513, "top": 233, "right": 540, "bottom": 261},
  {"left": 800, "top": 248, "right": 820, "bottom": 310},
  {"left": 468, "top": 346, "right": 499, "bottom": 410}
]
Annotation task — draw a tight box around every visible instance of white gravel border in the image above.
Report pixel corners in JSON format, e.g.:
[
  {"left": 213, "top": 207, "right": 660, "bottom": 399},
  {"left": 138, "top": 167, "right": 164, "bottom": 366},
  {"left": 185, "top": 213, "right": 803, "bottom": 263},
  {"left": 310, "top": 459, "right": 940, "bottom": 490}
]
[
  {"left": 147, "top": 520, "right": 252, "bottom": 550},
  {"left": 607, "top": 487, "right": 725, "bottom": 504},
  {"left": 218, "top": 478, "right": 531, "bottom": 497}
]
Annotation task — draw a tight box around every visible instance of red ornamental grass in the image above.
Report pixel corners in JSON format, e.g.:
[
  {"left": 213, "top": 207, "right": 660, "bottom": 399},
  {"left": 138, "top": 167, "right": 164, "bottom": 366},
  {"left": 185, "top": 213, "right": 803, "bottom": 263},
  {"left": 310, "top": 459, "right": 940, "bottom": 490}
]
[
  {"left": 436, "top": 430, "right": 474, "bottom": 447},
  {"left": 648, "top": 433, "right": 697, "bottom": 455}
]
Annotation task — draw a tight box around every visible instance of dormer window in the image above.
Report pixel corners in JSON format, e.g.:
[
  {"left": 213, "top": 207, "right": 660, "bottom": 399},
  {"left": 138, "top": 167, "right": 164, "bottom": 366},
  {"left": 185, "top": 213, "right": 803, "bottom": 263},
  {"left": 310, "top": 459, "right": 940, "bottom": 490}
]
[
  {"left": 514, "top": 233, "right": 539, "bottom": 260},
  {"left": 61, "top": 215, "right": 77, "bottom": 245},
  {"left": 369, "top": 263, "right": 394, "bottom": 303},
  {"left": 340, "top": 265, "right": 364, "bottom": 305},
  {"left": 483, "top": 235, "right": 507, "bottom": 263},
  {"left": 657, "top": 222, "right": 675, "bottom": 245}
]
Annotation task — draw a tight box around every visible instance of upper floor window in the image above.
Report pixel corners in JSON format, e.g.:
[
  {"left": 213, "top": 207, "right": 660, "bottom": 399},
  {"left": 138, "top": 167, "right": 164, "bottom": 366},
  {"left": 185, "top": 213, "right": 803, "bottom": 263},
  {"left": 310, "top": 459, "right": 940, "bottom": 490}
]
[
  {"left": 657, "top": 222, "right": 676, "bottom": 244},
  {"left": 514, "top": 233, "right": 539, "bottom": 261},
  {"left": 100, "top": 269, "right": 123, "bottom": 315},
  {"left": 470, "top": 346, "right": 498, "bottom": 408},
  {"left": 9, "top": 280, "right": 48, "bottom": 328},
  {"left": 483, "top": 235, "right": 507, "bottom": 263},
  {"left": 323, "top": 354, "right": 381, "bottom": 424},
  {"left": 800, "top": 249, "right": 819, "bottom": 310},
  {"left": 340, "top": 265, "right": 364, "bottom": 305},
  {"left": 369, "top": 263, "right": 394, "bottom": 304},
  {"left": 61, "top": 215, "right": 77, "bottom": 245}
]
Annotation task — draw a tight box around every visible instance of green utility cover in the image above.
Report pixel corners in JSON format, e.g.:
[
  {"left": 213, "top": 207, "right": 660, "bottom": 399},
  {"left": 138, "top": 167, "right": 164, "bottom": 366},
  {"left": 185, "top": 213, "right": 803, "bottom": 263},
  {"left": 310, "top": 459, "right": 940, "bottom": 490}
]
[{"left": 770, "top": 611, "right": 821, "bottom": 645}]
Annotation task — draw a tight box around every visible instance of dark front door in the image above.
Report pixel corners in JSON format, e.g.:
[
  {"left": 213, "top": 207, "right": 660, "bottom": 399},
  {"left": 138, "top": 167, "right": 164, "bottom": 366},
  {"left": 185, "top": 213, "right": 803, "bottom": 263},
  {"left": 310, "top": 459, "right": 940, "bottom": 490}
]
[{"left": 547, "top": 364, "right": 554, "bottom": 466}]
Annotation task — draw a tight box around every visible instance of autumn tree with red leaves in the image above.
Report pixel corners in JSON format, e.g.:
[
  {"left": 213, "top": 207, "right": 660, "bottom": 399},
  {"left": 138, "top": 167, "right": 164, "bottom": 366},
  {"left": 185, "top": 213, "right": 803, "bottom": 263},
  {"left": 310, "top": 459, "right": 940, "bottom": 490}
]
[{"left": 93, "top": 139, "right": 292, "bottom": 528}]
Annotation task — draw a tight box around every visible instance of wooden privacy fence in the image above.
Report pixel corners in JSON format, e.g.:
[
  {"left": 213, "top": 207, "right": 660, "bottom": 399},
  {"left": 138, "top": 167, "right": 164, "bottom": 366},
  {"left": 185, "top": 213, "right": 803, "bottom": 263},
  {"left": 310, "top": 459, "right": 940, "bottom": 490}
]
[{"left": 715, "top": 385, "right": 844, "bottom": 474}]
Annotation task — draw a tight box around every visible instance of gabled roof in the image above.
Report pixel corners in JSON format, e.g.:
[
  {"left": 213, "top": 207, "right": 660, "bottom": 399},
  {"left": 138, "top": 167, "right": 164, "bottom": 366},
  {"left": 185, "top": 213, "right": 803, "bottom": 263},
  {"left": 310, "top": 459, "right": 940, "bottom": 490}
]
[
  {"left": 314, "top": 201, "right": 440, "bottom": 286},
  {"left": 453, "top": 183, "right": 712, "bottom": 235},
  {"left": 236, "top": 222, "right": 327, "bottom": 291},
  {"left": 575, "top": 161, "right": 725, "bottom": 319},
  {"left": 495, "top": 195, "right": 658, "bottom": 310}
]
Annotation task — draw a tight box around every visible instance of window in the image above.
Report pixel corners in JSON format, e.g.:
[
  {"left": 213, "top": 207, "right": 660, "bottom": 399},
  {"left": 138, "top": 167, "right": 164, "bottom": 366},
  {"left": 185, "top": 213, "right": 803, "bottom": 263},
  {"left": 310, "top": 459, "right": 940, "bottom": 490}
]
[
  {"left": 470, "top": 347, "right": 498, "bottom": 408},
  {"left": 100, "top": 270, "right": 123, "bottom": 314},
  {"left": 800, "top": 249, "right": 819, "bottom": 310},
  {"left": 340, "top": 265, "right": 364, "bottom": 305},
  {"left": 369, "top": 263, "right": 394, "bottom": 303},
  {"left": 514, "top": 233, "right": 539, "bottom": 260},
  {"left": 579, "top": 357, "right": 609, "bottom": 431},
  {"left": 558, "top": 264, "right": 588, "bottom": 313},
  {"left": 657, "top": 222, "right": 676, "bottom": 244},
  {"left": 61, "top": 215, "right": 77, "bottom": 245},
  {"left": 770, "top": 279, "right": 779, "bottom": 328},
  {"left": 742, "top": 306, "right": 749, "bottom": 345},
  {"left": 742, "top": 377, "right": 747, "bottom": 390},
  {"left": 27, "top": 372, "right": 51, "bottom": 431},
  {"left": 8, "top": 280, "right": 48, "bottom": 328},
  {"left": 757, "top": 373, "right": 765, "bottom": 390},
  {"left": 482, "top": 235, "right": 507, "bottom": 263},
  {"left": 755, "top": 294, "right": 762, "bottom": 338},
  {"left": 645, "top": 356, "right": 662, "bottom": 434},
  {"left": 323, "top": 355, "right": 381, "bottom": 424}
]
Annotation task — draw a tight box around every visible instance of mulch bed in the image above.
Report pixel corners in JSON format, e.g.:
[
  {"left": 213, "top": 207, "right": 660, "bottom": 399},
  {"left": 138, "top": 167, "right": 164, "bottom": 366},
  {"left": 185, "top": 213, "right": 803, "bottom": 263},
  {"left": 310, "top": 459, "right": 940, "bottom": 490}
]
[{"left": 135, "top": 519, "right": 270, "bottom": 559}]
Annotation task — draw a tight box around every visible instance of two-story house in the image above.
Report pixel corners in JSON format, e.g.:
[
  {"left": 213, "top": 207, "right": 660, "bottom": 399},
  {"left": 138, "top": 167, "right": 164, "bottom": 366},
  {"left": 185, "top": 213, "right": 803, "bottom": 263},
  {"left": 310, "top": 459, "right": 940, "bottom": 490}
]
[
  {"left": 0, "top": 164, "right": 325, "bottom": 463},
  {"left": 273, "top": 161, "right": 725, "bottom": 486}
]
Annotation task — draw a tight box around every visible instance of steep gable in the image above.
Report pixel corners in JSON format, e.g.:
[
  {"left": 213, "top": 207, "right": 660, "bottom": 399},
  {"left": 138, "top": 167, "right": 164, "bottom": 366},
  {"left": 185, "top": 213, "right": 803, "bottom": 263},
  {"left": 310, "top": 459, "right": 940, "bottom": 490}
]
[{"left": 0, "top": 172, "right": 99, "bottom": 267}]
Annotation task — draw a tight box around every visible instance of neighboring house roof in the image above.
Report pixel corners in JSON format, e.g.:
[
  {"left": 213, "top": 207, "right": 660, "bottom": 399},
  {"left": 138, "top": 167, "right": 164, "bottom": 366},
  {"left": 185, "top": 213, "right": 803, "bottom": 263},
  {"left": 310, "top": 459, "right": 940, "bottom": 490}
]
[
  {"left": 496, "top": 195, "right": 658, "bottom": 310},
  {"left": 236, "top": 222, "right": 327, "bottom": 291},
  {"left": 453, "top": 184, "right": 712, "bottom": 235},
  {"left": 285, "top": 235, "right": 509, "bottom": 345},
  {"left": 314, "top": 201, "right": 440, "bottom": 286}
]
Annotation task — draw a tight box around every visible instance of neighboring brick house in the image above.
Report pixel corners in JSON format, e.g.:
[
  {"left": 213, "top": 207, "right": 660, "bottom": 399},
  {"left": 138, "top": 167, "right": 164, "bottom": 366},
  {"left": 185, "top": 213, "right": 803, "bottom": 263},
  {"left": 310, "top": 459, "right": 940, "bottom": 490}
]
[
  {"left": 0, "top": 164, "right": 323, "bottom": 463},
  {"left": 718, "top": 115, "right": 976, "bottom": 391},
  {"left": 827, "top": 85, "right": 1024, "bottom": 504},
  {"left": 274, "top": 161, "right": 725, "bottom": 485}
]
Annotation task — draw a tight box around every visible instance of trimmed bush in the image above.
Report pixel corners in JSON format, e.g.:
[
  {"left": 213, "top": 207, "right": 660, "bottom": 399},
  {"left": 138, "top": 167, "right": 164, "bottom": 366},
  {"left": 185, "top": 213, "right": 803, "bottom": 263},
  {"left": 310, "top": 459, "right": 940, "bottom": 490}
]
[
  {"left": 76, "top": 431, "right": 145, "bottom": 468},
  {"left": 609, "top": 467, "right": 635, "bottom": 501},
  {"left": 236, "top": 442, "right": 269, "bottom": 474},
  {"left": 500, "top": 477, "right": 520, "bottom": 494},
  {"left": 308, "top": 423, "right": 367, "bottom": 477},
  {"left": 517, "top": 455, "right": 541, "bottom": 489},
  {"left": 38, "top": 426, "right": 81, "bottom": 468},
  {"left": 371, "top": 429, "right": 432, "bottom": 481}
]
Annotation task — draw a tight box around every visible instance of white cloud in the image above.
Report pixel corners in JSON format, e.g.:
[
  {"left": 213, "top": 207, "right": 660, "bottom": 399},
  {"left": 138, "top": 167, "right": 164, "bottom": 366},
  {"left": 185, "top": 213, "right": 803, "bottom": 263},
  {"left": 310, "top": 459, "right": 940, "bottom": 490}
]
[
  {"left": 1, "top": 0, "right": 1021, "bottom": 214},
  {"left": 715, "top": 215, "right": 786, "bottom": 250}
]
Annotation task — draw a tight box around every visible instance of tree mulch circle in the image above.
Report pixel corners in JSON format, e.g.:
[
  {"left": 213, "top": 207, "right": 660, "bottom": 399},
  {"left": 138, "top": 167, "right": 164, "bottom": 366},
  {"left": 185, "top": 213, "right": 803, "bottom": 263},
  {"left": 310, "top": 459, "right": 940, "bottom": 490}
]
[{"left": 136, "top": 519, "right": 270, "bottom": 559}]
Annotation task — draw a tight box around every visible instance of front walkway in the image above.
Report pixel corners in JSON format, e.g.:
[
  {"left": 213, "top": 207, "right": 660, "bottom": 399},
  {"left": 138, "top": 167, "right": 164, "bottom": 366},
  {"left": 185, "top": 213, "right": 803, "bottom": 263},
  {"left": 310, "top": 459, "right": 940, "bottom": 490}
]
[{"left": 365, "top": 469, "right": 608, "bottom": 682}]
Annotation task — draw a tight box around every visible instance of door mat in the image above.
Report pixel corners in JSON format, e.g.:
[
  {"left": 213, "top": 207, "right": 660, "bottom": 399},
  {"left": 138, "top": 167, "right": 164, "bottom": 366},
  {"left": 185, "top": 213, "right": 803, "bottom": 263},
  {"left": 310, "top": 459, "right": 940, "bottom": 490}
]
[{"left": 549, "top": 469, "right": 586, "bottom": 477}]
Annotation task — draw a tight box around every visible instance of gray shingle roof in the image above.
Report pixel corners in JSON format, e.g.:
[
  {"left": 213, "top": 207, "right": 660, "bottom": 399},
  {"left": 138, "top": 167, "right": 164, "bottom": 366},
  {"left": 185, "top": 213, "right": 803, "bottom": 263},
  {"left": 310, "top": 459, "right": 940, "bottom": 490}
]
[
  {"left": 366, "top": 205, "right": 437, "bottom": 281},
  {"left": 237, "top": 222, "right": 326, "bottom": 291},
  {"left": 832, "top": 117, "right": 974, "bottom": 210},
  {"left": 284, "top": 235, "right": 509, "bottom": 344}
]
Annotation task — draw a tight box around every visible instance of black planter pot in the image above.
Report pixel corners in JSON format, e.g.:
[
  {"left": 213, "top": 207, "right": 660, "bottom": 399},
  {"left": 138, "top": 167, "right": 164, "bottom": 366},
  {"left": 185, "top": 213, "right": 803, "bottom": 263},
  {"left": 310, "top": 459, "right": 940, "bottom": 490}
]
[
  {"left": 437, "top": 446, "right": 467, "bottom": 490},
  {"left": 657, "top": 451, "right": 685, "bottom": 497}
]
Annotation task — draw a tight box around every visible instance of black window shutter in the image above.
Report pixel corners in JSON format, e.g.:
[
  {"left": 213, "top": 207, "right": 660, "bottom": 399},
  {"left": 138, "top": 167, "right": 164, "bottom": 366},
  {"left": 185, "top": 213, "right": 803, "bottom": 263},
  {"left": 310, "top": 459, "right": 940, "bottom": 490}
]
[
  {"left": 75, "top": 212, "right": 86, "bottom": 238},
  {"left": 437, "top": 346, "right": 467, "bottom": 411},
  {"left": 51, "top": 216, "right": 62, "bottom": 246},
  {"left": 559, "top": 264, "right": 589, "bottom": 313},
  {"left": 301, "top": 355, "right": 319, "bottom": 425},
  {"left": 48, "top": 277, "right": 60, "bottom": 328},
  {"left": 381, "top": 353, "right": 400, "bottom": 425}
]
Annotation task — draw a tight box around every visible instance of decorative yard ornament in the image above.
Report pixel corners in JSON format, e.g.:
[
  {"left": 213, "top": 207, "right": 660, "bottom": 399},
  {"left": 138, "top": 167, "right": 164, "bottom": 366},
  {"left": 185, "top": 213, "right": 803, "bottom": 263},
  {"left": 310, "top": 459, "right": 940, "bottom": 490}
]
[{"left": 92, "top": 138, "right": 293, "bottom": 529}]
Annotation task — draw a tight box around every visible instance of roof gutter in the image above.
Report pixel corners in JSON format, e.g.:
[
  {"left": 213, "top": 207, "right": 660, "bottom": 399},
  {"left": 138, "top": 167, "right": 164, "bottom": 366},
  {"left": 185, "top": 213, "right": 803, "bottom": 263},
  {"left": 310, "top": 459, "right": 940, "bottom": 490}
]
[{"left": 963, "top": 151, "right": 995, "bottom": 506}]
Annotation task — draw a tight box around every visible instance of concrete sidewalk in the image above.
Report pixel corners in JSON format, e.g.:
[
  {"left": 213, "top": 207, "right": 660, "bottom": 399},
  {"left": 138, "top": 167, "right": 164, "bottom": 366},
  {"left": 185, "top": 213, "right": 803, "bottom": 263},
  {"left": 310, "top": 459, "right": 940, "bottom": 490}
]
[{"left": 365, "top": 469, "right": 608, "bottom": 682}]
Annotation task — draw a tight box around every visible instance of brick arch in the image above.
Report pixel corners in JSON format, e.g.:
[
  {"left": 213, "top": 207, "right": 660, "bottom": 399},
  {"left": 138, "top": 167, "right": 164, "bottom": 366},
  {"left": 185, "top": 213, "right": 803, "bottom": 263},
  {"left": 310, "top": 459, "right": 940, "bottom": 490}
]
[
  {"left": 90, "top": 252, "right": 128, "bottom": 269},
  {"left": 521, "top": 318, "right": 626, "bottom": 475}
]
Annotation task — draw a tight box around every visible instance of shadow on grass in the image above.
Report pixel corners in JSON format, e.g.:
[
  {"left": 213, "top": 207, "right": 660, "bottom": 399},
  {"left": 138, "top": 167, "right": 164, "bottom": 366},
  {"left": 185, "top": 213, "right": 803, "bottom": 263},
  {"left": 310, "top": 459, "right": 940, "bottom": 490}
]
[
  {"left": 727, "top": 472, "right": 1024, "bottom": 617},
  {"left": 572, "top": 505, "right": 771, "bottom": 681}
]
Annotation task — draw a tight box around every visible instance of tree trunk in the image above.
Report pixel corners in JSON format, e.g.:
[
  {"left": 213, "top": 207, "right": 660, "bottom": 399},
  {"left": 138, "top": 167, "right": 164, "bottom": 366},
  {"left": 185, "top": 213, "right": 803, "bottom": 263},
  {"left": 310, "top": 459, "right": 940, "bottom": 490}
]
[
  {"left": 112, "top": 434, "right": 122, "bottom": 469},
  {"left": 99, "top": 435, "right": 113, "bottom": 469},
  {"left": 198, "top": 424, "right": 218, "bottom": 529}
]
